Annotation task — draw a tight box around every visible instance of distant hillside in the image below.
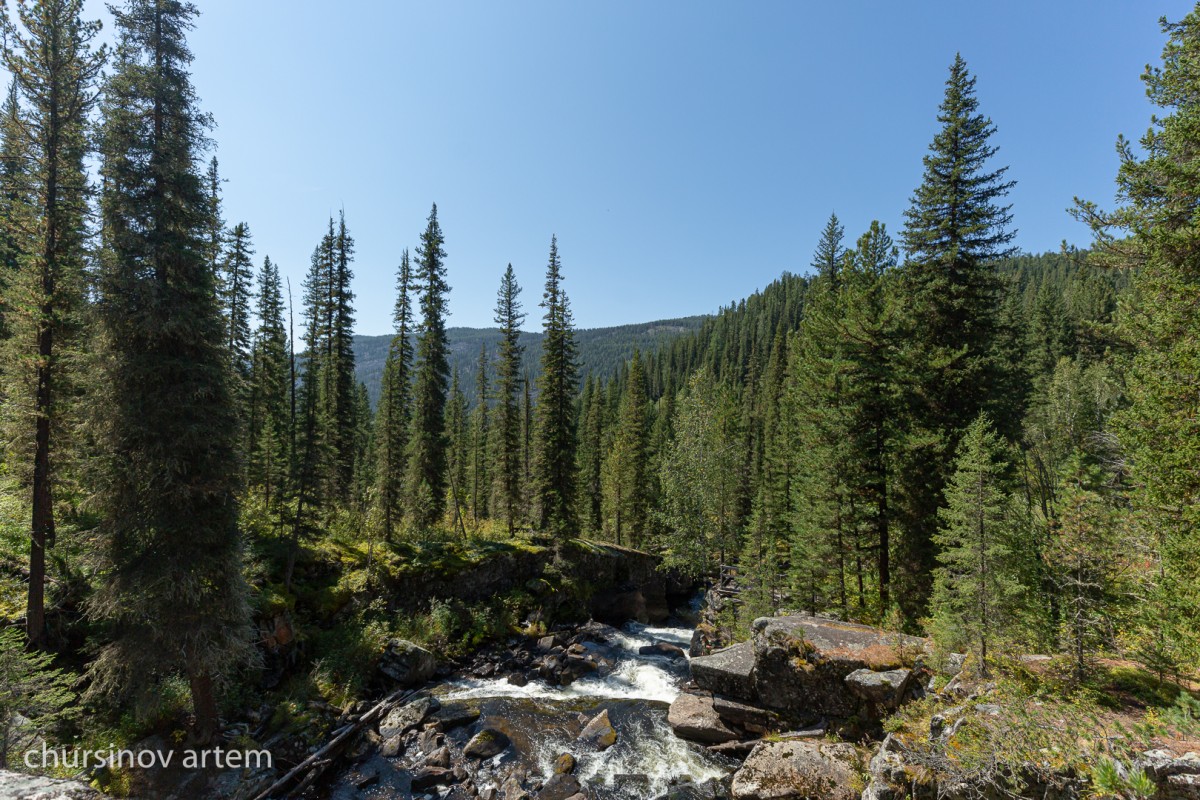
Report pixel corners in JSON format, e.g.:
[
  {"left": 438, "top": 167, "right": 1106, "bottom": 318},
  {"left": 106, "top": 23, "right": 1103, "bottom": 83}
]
[{"left": 354, "top": 316, "right": 708, "bottom": 407}]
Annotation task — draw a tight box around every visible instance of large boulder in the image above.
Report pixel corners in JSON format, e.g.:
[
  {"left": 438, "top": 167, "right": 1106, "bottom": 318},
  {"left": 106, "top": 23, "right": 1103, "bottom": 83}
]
[
  {"left": 690, "top": 642, "right": 757, "bottom": 701},
  {"left": 464, "top": 728, "right": 511, "bottom": 759},
  {"left": 844, "top": 667, "right": 916, "bottom": 711},
  {"left": 731, "top": 740, "right": 862, "bottom": 800},
  {"left": 667, "top": 692, "right": 740, "bottom": 744},
  {"left": 0, "top": 770, "right": 102, "bottom": 799},
  {"left": 378, "top": 638, "right": 437, "bottom": 686},
  {"left": 749, "top": 615, "right": 924, "bottom": 718},
  {"left": 379, "top": 694, "right": 439, "bottom": 739},
  {"left": 578, "top": 709, "right": 618, "bottom": 750}
]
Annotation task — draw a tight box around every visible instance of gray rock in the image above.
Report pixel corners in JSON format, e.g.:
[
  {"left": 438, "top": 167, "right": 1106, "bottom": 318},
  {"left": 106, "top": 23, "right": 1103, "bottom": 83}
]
[
  {"left": 844, "top": 667, "right": 914, "bottom": 709},
  {"left": 690, "top": 642, "right": 758, "bottom": 701},
  {"left": 411, "top": 765, "right": 455, "bottom": 790},
  {"left": 578, "top": 709, "right": 618, "bottom": 750},
  {"left": 425, "top": 745, "right": 452, "bottom": 768},
  {"left": 433, "top": 704, "right": 481, "bottom": 731},
  {"left": 379, "top": 695, "right": 440, "bottom": 739},
  {"left": 731, "top": 740, "right": 862, "bottom": 800},
  {"left": 378, "top": 639, "right": 437, "bottom": 686},
  {"left": 0, "top": 770, "right": 102, "bottom": 800},
  {"left": 464, "top": 727, "right": 511, "bottom": 759},
  {"left": 667, "top": 692, "right": 740, "bottom": 744},
  {"left": 537, "top": 773, "right": 582, "bottom": 800}
]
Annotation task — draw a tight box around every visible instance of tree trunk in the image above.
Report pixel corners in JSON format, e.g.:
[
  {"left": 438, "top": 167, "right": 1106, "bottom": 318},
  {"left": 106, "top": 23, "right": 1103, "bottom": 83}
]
[{"left": 189, "top": 671, "right": 221, "bottom": 745}]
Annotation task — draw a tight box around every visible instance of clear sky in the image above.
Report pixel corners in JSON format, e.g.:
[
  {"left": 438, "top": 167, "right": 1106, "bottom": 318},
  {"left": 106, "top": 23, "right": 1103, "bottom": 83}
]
[{"left": 80, "top": 1, "right": 1195, "bottom": 334}]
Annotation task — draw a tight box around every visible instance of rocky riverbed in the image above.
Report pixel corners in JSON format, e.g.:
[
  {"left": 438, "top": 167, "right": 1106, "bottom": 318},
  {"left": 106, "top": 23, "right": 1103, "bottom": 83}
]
[{"left": 325, "top": 619, "right": 736, "bottom": 799}]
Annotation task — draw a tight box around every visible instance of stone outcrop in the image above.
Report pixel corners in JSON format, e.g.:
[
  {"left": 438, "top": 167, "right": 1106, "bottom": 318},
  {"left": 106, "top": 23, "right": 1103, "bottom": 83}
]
[
  {"left": 0, "top": 770, "right": 103, "bottom": 800},
  {"left": 378, "top": 639, "right": 437, "bottom": 686},
  {"left": 667, "top": 692, "right": 741, "bottom": 743},
  {"left": 730, "top": 740, "right": 862, "bottom": 800},
  {"left": 686, "top": 614, "right": 927, "bottom": 733}
]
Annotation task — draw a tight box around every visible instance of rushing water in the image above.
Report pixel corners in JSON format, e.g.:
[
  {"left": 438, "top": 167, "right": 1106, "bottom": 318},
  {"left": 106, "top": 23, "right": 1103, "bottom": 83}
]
[{"left": 435, "top": 621, "right": 732, "bottom": 798}]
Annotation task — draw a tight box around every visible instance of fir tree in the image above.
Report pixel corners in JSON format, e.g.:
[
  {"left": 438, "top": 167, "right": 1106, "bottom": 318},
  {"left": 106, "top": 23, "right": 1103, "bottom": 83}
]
[
  {"left": 248, "top": 256, "right": 290, "bottom": 511},
  {"left": 0, "top": 0, "right": 104, "bottom": 647},
  {"left": 532, "top": 235, "right": 579, "bottom": 536},
  {"left": 575, "top": 375, "right": 604, "bottom": 535},
  {"left": 491, "top": 264, "right": 524, "bottom": 535},
  {"left": 91, "top": 0, "right": 250, "bottom": 742},
  {"left": 895, "top": 54, "right": 1017, "bottom": 625},
  {"left": 405, "top": 203, "right": 450, "bottom": 530},
  {"left": 0, "top": 83, "right": 30, "bottom": 340},
  {"left": 374, "top": 249, "right": 414, "bottom": 540},
  {"left": 222, "top": 221, "right": 254, "bottom": 383},
  {"left": 811, "top": 212, "right": 846, "bottom": 285}
]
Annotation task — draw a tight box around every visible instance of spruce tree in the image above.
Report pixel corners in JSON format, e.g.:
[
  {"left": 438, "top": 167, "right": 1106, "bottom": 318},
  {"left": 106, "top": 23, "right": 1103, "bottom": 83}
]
[
  {"left": 895, "top": 54, "right": 1016, "bottom": 625},
  {"left": 532, "top": 235, "right": 579, "bottom": 536},
  {"left": 91, "top": 0, "right": 250, "bottom": 742},
  {"left": 374, "top": 249, "right": 414, "bottom": 540},
  {"left": 204, "top": 156, "right": 223, "bottom": 278},
  {"left": 491, "top": 264, "right": 524, "bottom": 535},
  {"left": 405, "top": 203, "right": 450, "bottom": 530},
  {"left": 248, "top": 256, "right": 290, "bottom": 511},
  {"left": 222, "top": 221, "right": 254, "bottom": 384},
  {"left": 576, "top": 375, "right": 605, "bottom": 536},
  {"left": 0, "top": 0, "right": 104, "bottom": 647},
  {"left": 811, "top": 212, "right": 845, "bottom": 285},
  {"left": 929, "top": 414, "right": 1028, "bottom": 675}
]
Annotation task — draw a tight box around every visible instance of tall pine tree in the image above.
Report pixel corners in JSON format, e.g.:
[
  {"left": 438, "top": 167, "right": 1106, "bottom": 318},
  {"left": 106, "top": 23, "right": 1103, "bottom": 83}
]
[
  {"left": 894, "top": 54, "right": 1016, "bottom": 625},
  {"left": 91, "top": 0, "right": 250, "bottom": 742},
  {"left": 532, "top": 236, "right": 579, "bottom": 537},
  {"left": 0, "top": 0, "right": 104, "bottom": 647},
  {"left": 405, "top": 204, "right": 450, "bottom": 531}
]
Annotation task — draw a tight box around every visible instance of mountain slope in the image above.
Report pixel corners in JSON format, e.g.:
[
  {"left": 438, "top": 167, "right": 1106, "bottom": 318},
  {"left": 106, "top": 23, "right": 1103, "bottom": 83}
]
[{"left": 354, "top": 316, "right": 708, "bottom": 406}]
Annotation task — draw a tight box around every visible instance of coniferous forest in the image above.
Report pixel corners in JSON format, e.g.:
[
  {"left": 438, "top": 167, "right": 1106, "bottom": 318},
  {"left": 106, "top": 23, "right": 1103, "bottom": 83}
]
[{"left": 2, "top": 2, "right": 1200, "bottom": 799}]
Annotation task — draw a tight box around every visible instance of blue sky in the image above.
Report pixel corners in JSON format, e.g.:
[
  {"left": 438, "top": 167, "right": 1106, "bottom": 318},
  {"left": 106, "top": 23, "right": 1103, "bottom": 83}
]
[{"left": 83, "top": 1, "right": 1194, "bottom": 333}]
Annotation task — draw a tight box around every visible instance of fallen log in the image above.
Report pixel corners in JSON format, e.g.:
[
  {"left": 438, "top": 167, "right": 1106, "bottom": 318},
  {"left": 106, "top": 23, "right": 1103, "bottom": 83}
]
[{"left": 251, "top": 686, "right": 417, "bottom": 800}]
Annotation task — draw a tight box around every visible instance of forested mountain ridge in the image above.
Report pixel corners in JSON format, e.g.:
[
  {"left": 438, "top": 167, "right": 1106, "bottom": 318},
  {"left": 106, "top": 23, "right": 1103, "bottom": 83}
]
[{"left": 353, "top": 316, "right": 708, "bottom": 406}]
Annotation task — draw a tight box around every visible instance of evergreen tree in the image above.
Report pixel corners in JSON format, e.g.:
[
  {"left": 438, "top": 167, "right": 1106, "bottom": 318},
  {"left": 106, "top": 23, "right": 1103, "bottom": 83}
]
[
  {"left": 326, "top": 212, "right": 357, "bottom": 499},
  {"left": 374, "top": 249, "right": 413, "bottom": 540},
  {"left": 0, "top": 83, "right": 30, "bottom": 340},
  {"left": 841, "top": 221, "right": 901, "bottom": 615},
  {"left": 895, "top": 54, "right": 1017, "bottom": 625},
  {"left": 0, "top": 0, "right": 104, "bottom": 647},
  {"left": 604, "top": 350, "right": 649, "bottom": 547},
  {"left": 1047, "top": 455, "right": 1124, "bottom": 684},
  {"left": 405, "top": 203, "right": 450, "bottom": 530},
  {"left": 222, "top": 221, "right": 254, "bottom": 383},
  {"left": 929, "top": 415, "right": 1028, "bottom": 675},
  {"left": 468, "top": 342, "right": 489, "bottom": 526},
  {"left": 248, "top": 256, "right": 290, "bottom": 511},
  {"left": 491, "top": 264, "right": 524, "bottom": 535},
  {"left": 533, "top": 235, "right": 579, "bottom": 536},
  {"left": 575, "top": 375, "right": 604, "bottom": 535},
  {"left": 204, "top": 156, "right": 223, "bottom": 278},
  {"left": 444, "top": 368, "right": 468, "bottom": 536},
  {"left": 91, "top": 0, "right": 250, "bottom": 742},
  {"left": 1073, "top": 5, "right": 1200, "bottom": 672},
  {"left": 811, "top": 212, "right": 846, "bottom": 284}
]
